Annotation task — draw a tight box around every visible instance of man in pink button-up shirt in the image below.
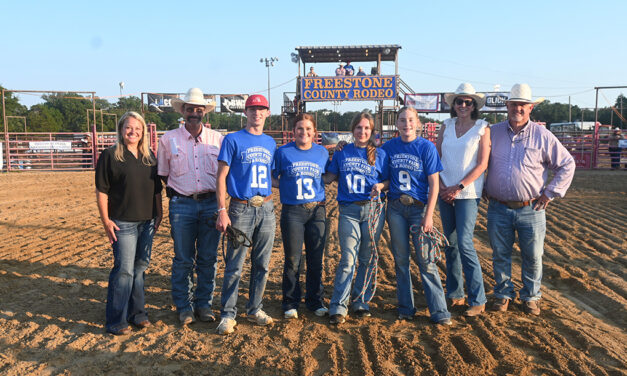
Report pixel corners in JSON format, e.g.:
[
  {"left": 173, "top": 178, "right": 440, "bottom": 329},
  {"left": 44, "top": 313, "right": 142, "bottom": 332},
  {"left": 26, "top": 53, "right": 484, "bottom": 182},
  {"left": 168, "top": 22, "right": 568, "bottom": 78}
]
[
  {"left": 485, "top": 84, "right": 575, "bottom": 316},
  {"left": 157, "top": 88, "right": 224, "bottom": 325}
]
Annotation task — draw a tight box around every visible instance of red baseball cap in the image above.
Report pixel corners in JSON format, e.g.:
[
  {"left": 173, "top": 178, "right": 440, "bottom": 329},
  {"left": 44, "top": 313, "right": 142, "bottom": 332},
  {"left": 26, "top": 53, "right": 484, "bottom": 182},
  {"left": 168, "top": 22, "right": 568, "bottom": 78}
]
[{"left": 245, "top": 94, "right": 269, "bottom": 109}]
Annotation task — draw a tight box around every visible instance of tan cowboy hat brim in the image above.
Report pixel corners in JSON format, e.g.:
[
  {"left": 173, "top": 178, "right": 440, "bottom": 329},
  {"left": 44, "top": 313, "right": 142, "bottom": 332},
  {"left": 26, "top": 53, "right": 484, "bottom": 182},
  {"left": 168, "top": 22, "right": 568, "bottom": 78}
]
[
  {"left": 444, "top": 92, "right": 486, "bottom": 109},
  {"left": 506, "top": 97, "right": 545, "bottom": 105},
  {"left": 171, "top": 98, "right": 216, "bottom": 114}
]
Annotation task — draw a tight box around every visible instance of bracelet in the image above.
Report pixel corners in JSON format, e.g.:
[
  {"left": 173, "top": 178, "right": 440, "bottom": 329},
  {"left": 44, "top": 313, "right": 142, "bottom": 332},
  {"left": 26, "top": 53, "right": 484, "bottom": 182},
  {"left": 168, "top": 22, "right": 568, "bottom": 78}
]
[{"left": 217, "top": 207, "right": 227, "bottom": 212}]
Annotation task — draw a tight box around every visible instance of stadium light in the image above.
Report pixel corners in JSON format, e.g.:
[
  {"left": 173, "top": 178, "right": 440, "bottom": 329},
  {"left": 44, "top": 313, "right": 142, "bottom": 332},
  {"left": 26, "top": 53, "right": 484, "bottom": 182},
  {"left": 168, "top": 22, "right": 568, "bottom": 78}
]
[{"left": 260, "top": 57, "right": 278, "bottom": 112}]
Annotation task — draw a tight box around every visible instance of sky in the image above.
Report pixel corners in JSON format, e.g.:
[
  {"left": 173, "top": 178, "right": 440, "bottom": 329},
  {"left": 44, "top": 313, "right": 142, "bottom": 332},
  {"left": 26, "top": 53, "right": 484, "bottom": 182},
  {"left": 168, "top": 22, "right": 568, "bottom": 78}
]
[{"left": 1, "top": 0, "right": 625, "bottom": 119}]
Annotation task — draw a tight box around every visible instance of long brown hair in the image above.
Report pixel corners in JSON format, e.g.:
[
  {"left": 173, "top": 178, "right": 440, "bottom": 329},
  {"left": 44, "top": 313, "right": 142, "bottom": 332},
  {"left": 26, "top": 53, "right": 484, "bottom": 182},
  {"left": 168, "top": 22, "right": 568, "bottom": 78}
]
[
  {"left": 114, "top": 111, "right": 155, "bottom": 166},
  {"left": 350, "top": 111, "right": 377, "bottom": 166}
]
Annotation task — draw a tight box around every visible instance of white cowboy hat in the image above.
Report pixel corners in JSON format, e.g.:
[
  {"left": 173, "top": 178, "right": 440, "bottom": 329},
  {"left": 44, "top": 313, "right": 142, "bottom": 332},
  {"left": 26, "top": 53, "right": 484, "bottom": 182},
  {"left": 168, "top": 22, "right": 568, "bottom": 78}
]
[
  {"left": 171, "top": 88, "right": 216, "bottom": 113},
  {"left": 444, "top": 83, "right": 486, "bottom": 109},
  {"left": 506, "top": 83, "right": 544, "bottom": 104}
]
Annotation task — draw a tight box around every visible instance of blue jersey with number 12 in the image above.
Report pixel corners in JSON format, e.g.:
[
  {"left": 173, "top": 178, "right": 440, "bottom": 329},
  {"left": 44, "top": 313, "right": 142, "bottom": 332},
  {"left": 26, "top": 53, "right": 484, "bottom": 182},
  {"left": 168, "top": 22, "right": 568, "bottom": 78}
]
[
  {"left": 272, "top": 142, "right": 329, "bottom": 205},
  {"left": 327, "top": 143, "right": 389, "bottom": 204},
  {"left": 218, "top": 129, "right": 276, "bottom": 200}
]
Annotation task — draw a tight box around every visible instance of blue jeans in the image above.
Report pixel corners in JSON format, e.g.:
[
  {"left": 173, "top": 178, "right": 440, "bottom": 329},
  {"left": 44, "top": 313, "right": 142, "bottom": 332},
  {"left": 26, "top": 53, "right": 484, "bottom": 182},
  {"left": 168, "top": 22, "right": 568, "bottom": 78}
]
[
  {"left": 329, "top": 202, "right": 385, "bottom": 316},
  {"left": 106, "top": 219, "right": 154, "bottom": 333},
  {"left": 439, "top": 198, "right": 487, "bottom": 307},
  {"left": 280, "top": 204, "right": 327, "bottom": 311},
  {"left": 487, "top": 200, "right": 546, "bottom": 302},
  {"left": 169, "top": 195, "right": 221, "bottom": 313},
  {"left": 220, "top": 200, "right": 276, "bottom": 319},
  {"left": 386, "top": 199, "right": 450, "bottom": 322}
]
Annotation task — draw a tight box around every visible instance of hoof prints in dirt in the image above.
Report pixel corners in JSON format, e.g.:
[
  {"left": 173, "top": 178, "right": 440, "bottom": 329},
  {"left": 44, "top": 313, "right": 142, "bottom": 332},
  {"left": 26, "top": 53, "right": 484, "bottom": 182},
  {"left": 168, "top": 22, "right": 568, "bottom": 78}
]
[{"left": 0, "top": 171, "right": 625, "bottom": 375}]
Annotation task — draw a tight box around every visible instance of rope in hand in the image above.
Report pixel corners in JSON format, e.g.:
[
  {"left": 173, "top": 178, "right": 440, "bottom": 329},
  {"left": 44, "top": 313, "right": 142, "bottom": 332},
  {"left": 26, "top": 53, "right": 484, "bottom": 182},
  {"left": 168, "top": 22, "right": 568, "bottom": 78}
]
[
  {"left": 210, "top": 212, "right": 252, "bottom": 264},
  {"left": 410, "top": 224, "right": 449, "bottom": 263},
  {"left": 352, "top": 196, "right": 385, "bottom": 304}
]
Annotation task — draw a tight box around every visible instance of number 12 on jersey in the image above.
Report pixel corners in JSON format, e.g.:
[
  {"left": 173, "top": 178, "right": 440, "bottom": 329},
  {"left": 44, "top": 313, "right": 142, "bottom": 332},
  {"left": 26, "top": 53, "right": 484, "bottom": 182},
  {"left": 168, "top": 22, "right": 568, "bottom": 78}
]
[{"left": 250, "top": 165, "right": 268, "bottom": 188}]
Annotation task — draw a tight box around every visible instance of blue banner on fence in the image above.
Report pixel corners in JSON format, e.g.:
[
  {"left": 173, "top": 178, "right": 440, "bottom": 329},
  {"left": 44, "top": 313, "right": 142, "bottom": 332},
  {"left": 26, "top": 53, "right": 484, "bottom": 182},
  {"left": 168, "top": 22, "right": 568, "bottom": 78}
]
[{"left": 300, "top": 75, "right": 397, "bottom": 101}]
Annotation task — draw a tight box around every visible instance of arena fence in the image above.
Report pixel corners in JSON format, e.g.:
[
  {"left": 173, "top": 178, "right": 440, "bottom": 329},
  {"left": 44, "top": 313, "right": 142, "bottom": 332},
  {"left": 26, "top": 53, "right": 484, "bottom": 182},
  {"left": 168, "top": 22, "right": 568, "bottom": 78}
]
[{"left": 1, "top": 123, "right": 623, "bottom": 171}]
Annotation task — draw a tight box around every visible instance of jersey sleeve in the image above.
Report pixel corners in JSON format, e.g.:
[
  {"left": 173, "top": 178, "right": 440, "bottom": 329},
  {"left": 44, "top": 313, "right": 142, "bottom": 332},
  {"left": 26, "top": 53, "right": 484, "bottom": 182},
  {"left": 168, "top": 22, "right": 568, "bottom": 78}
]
[
  {"left": 217, "top": 134, "right": 235, "bottom": 166},
  {"left": 423, "top": 141, "right": 443, "bottom": 176}
]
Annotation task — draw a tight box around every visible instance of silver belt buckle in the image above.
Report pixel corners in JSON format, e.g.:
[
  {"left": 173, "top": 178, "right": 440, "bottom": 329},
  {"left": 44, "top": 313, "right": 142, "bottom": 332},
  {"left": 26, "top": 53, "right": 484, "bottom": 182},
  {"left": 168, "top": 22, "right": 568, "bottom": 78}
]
[
  {"left": 400, "top": 194, "right": 414, "bottom": 206},
  {"left": 192, "top": 192, "right": 198, "bottom": 200},
  {"left": 249, "top": 195, "right": 264, "bottom": 207},
  {"left": 302, "top": 202, "right": 318, "bottom": 210}
]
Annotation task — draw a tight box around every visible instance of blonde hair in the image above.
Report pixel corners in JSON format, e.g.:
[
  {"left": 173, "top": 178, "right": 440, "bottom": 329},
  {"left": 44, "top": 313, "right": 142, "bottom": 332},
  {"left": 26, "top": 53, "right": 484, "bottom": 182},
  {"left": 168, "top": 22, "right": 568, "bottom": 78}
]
[
  {"left": 113, "top": 111, "right": 155, "bottom": 166},
  {"left": 350, "top": 111, "right": 377, "bottom": 166},
  {"left": 397, "top": 106, "right": 422, "bottom": 136}
]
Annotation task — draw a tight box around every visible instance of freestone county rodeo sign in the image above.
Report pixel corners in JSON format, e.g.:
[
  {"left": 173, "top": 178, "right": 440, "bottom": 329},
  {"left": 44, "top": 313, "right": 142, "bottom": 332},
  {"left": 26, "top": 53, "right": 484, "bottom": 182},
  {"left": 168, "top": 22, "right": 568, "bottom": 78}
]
[{"left": 300, "top": 75, "right": 397, "bottom": 101}]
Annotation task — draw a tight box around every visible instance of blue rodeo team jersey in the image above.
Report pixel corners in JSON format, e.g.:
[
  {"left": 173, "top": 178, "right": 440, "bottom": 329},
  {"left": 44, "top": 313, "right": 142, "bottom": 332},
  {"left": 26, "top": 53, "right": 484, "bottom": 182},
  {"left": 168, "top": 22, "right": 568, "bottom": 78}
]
[
  {"left": 327, "top": 143, "right": 389, "bottom": 204},
  {"left": 381, "top": 137, "right": 443, "bottom": 203},
  {"left": 272, "top": 142, "right": 329, "bottom": 205},
  {"left": 218, "top": 129, "right": 276, "bottom": 200}
]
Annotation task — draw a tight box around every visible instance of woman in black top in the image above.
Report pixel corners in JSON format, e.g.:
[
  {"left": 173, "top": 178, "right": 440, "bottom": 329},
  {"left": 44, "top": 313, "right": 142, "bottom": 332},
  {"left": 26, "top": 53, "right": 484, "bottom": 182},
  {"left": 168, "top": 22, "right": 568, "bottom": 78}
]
[{"left": 95, "top": 111, "right": 162, "bottom": 335}]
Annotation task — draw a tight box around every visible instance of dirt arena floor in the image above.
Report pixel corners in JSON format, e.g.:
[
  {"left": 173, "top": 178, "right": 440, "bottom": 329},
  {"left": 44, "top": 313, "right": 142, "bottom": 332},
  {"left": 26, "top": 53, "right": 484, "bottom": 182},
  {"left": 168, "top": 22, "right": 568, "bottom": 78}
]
[{"left": 0, "top": 170, "right": 625, "bottom": 375}]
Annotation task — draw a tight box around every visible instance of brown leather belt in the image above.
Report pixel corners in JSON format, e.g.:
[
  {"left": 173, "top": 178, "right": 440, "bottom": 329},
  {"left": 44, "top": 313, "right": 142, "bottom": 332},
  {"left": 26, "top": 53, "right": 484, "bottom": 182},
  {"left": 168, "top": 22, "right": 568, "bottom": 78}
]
[
  {"left": 231, "top": 195, "right": 272, "bottom": 207},
  {"left": 172, "top": 189, "right": 215, "bottom": 200},
  {"left": 352, "top": 200, "right": 371, "bottom": 206},
  {"left": 492, "top": 198, "right": 534, "bottom": 209}
]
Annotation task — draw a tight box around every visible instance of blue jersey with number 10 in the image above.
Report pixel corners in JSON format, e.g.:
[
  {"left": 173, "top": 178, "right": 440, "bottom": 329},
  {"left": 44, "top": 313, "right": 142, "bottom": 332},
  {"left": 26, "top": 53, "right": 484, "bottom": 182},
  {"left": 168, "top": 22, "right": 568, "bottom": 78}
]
[
  {"left": 381, "top": 136, "right": 443, "bottom": 203},
  {"left": 327, "top": 143, "right": 389, "bottom": 204},
  {"left": 218, "top": 129, "right": 276, "bottom": 200},
  {"left": 272, "top": 142, "right": 329, "bottom": 205}
]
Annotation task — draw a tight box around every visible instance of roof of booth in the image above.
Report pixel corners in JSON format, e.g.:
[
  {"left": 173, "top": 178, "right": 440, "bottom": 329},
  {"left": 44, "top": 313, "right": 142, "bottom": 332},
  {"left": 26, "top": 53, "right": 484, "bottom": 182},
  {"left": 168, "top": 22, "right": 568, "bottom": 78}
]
[{"left": 295, "top": 45, "right": 401, "bottom": 63}]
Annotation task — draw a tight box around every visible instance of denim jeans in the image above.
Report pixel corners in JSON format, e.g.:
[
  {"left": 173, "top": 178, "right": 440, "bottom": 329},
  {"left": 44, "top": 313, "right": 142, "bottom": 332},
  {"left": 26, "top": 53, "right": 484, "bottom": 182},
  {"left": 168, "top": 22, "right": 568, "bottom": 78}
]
[
  {"left": 329, "top": 202, "right": 385, "bottom": 316},
  {"left": 106, "top": 219, "right": 154, "bottom": 333},
  {"left": 439, "top": 198, "right": 487, "bottom": 307},
  {"left": 487, "top": 200, "right": 546, "bottom": 302},
  {"left": 386, "top": 199, "right": 450, "bottom": 322},
  {"left": 280, "top": 204, "right": 327, "bottom": 312},
  {"left": 220, "top": 200, "right": 276, "bottom": 319},
  {"left": 169, "top": 195, "right": 221, "bottom": 313}
]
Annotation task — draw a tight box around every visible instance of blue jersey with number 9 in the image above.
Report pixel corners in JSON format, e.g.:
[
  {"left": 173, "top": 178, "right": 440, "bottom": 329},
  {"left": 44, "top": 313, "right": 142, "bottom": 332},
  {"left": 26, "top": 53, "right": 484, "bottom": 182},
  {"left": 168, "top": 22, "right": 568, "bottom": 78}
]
[
  {"left": 218, "top": 129, "right": 276, "bottom": 200},
  {"left": 272, "top": 142, "right": 329, "bottom": 205},
  {"left": 381, "top": 136, "right": 443, "bottom": 203},
  {"left": 327, "top": 143, "right": 389, "bottom": 204}
]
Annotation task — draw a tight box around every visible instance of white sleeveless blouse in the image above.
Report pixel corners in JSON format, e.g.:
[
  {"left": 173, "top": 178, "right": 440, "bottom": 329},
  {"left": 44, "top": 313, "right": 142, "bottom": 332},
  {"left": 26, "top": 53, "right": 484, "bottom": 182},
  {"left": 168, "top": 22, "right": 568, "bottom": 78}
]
[{"left": 440, "top": 118, "right": 488, "bottom": 199}]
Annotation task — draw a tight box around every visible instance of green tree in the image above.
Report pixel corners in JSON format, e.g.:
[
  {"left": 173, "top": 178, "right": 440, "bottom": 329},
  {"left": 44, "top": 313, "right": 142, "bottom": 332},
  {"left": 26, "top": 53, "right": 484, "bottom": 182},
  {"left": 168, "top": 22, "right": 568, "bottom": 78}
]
[
  {"left": 115, "top": 96, "right": 142, "bottom": 112},
  {"left": 26, "top": 104, "right": 64, "bottom": 132},
  {"left": 0, "top": 85, "right": 27, "bottom": 131}
]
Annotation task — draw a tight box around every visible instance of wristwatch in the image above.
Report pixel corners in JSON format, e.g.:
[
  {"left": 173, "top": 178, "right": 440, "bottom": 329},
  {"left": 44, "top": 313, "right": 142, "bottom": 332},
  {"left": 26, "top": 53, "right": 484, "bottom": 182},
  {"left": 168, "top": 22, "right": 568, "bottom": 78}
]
[{"left": 458, "top": 183, "right": 465, "bottom": 190}]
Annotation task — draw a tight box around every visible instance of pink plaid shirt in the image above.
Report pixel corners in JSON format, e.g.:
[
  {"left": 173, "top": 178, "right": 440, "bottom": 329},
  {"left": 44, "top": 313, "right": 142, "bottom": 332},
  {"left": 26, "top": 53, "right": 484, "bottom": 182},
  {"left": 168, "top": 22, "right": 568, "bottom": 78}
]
[{"left": 157, "top": 125, "right": 224, "bottom": 195}]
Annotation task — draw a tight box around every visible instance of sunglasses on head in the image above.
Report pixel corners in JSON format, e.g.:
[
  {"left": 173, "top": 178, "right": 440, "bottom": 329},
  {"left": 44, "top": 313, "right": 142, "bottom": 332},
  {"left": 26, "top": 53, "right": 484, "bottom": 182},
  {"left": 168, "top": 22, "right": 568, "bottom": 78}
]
[{"left": 454, "top": 98, "right": 474, "bottom": 106}]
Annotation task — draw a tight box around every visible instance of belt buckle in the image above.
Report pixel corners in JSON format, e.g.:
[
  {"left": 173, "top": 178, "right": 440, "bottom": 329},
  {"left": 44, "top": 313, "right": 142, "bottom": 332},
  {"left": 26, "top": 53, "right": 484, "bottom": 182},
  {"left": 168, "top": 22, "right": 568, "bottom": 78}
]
[
  {"left": 400, "top": 194, "right": 414, "bottom": 206},
  {"left": 193, "top": 193, "right": 199, "bottom": 200},
  {"left": 302, "top": 202, "right": 318, "bottom": 210},
  {"left": 249, "top": 195, "right": 264, "bottom": 207}
]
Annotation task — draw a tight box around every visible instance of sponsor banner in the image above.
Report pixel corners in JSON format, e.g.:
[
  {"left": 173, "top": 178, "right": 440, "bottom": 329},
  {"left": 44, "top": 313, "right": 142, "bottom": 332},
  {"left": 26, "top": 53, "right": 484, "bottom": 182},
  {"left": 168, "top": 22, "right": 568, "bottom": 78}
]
[
  {"left": 405, "top": 93, "right": 439, "bottom": 111},
  {"left": 482, "top": 92, "right": 509, "bottom": 112},
  {"left": 147, "top": 93, "right": 178, "bottom": 111},
  {"left": 147, "top": 93, "right": 216, "bottom": 112},
  {"left": 220, "top": 95, "right": 248, "bottom": 113},
  {"left": 300, "top": 75, "right": 397, "bottom": 102},
  {"left": 29, "top": 141, "right": 72, "bottom": 151}
]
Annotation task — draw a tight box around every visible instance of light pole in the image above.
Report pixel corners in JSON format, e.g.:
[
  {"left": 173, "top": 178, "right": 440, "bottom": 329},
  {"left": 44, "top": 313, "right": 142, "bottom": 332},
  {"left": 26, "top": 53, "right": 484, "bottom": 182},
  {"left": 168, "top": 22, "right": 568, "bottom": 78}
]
[{"left": 260, "top": 57, "right": 278, "bottom": 112}]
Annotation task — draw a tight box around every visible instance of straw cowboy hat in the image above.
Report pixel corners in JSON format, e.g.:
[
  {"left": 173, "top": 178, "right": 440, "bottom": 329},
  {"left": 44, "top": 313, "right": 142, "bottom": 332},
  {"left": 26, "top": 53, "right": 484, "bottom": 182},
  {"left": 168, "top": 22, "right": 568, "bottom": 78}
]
[
  {"left": 444, "top": 83, "right": 486, "bottom": 109},
  {"left": 506, "top": 83, "right": 544, "bottom": 104},
  {"left": 171, "top": 88, "right": 216, "bottom": 113}
]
